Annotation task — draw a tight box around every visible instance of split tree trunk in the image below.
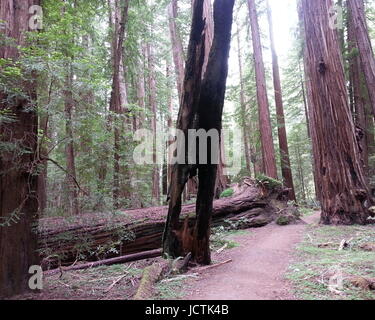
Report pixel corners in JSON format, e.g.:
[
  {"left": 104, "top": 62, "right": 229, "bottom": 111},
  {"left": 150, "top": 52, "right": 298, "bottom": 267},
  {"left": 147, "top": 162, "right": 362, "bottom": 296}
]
[
  {"left": 266, "top": 1, "right": 296, "bottom": 200},
  {"left": 247, "top": 0, "right": 278, "bottom": 179},
  {"left": 299, "top": 0, "right": 372, "bottom": 224},
  {"left": 0, "top": 0, "right": 41, "bottom": 298},
  {"left": 192, "top": 0, "right": 235, "bottom": 264},
  {"left": 163, "top": 0, "right": 206, "bottom": 259}
]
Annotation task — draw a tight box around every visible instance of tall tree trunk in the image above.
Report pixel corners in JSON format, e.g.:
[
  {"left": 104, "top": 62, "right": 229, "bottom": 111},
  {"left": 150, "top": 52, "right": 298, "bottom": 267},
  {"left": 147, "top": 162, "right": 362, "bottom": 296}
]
[
  {"left": 199, "top": 0, "right": 229, "bottom": 199},
  {"left": 64, "top": 63, "right": 80, "bottom": 216},
  {"left": 109, "top": 0, "right": 129, "bottom": 209},
  {"left": 163, "top": 0, "right": 207, "bottom": 258},
  {"left": 201, "top": 0, "right": 214, "bottom": 77},
  {"left": 193, "top": 0, "right": 235, "bottom": 264},
  {"left": 348, "top": 4, "right": 371, "bottom": 176},
  {"left": 299, "top": 60, "right": 311, "bottom": 138},
  {"left": 37, "top": 81, "right": 52, "bottom": 216},
  {"left": 168, "top": 0, "right": 185, "bottom": 101},
  {"left": 0, "top": 0, "right": 41, "bottom": 298},
  {"left": 347, "top": 0, "right": 375, "bottom": 120},
  {"left": 266, "top": 1, "right": 296, "bottom": 200},
  {"left": 299, "top": 0, "right": 372, "bottom": 225},
  {"left": 236, "top": 20, "right": 252, "bottom": 174},
  {"left": 147, "top": 42, "right": 161, "bottom": 206},
  {"left": 247, "top": 0, "right": 278, "bottom": 179},
  {"left": 295, "top": 142, "right": 307, "bottom": 202}
]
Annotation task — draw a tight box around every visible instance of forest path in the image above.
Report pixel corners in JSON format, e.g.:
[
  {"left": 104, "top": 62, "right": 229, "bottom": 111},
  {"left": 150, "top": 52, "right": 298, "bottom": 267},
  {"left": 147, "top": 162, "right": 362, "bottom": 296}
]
[{"left": 185, "top": 212, "right": 320, "bottom": 300}]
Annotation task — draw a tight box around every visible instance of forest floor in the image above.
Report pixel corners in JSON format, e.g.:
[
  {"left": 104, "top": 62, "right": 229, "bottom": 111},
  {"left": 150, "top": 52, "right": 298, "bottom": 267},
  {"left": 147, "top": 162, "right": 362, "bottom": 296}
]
[
  {"left": 12, "top": 210, "right": 375, "bottom": 300},
  {"left": 182, "top": 211, "right": 375, "bottom": 300},
  {"left": 182, "top": 212, "right": 320, "bottom": 300}
]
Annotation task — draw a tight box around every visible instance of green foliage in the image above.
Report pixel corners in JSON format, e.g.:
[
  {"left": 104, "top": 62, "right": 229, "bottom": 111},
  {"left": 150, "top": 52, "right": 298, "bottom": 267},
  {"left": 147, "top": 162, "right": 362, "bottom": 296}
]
[
  {"left": 255, "top": 174, "right": 282, "bottom": 190},
  {"left": 220, "top": 188, "right": 234, "bottom": 198},
  {"left": 276, "top": 215, "right": 291, "bottom": 226}
]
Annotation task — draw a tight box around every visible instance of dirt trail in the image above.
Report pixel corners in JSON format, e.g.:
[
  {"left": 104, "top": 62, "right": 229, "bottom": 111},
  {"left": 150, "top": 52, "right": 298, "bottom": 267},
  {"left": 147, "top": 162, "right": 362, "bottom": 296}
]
[{"left": 185, "top": 213, "right": 320, "bottom": 300}]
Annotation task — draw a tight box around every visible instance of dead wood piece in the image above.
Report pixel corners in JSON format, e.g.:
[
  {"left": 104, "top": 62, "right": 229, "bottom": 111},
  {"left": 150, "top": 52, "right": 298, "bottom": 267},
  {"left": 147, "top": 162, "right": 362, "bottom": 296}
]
[
  {"left": 359, "top": 243, "right": 375, "bottom": 252},
  {"left": 194, "top": 259, "right": 232, "bottom": 272},
  {"left": 347, "top": 276, "right": 375, "bottom": 291},
  {"left": 133, "top": 263, "right": 165, "bottom": 300},
  {"left": 172, "top": 252, "right": 192, "bottom": 274},
  {"left": 338, "top": 238, "right": 353, "bottom": 251},
  {"left": 160, "top": 273, "right": 199, "bottom": 283},
  {"left": 104, "top": 274, "right": 128, "bottom": 293},
  {"left": 317, "top": 242, "right": 336, "bottom": 248},
  {"left": 44, "top": 249, "right": 162, "bottom": 276},
  {"left": 216, "top": 244, "right": 228, "bottom": 254},
  {"left": 39, "top": 183, "right": 289, "bottom": 268}
]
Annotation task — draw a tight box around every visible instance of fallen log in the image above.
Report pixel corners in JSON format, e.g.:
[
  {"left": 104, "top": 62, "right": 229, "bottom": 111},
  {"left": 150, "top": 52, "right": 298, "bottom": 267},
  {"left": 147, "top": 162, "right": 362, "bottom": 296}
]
[
  {"left": 39, "top": 181, "right": 290, "bottom": 269},
  {"left": 44, "top": 249, "right": 162, "bottom": 277},
  {"left": 133, "top": 263, "right": 167, "bottom": 300}
]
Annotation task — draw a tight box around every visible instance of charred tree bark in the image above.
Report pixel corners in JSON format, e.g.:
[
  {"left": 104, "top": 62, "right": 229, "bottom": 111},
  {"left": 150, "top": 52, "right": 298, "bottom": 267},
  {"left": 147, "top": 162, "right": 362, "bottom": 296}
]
[
  {"left": 162, "top": 0, "right": 206, "bottom": 258},
  {"left": 347, "top": 0, "right": 375, "bottom": 120},
  {"left": 299, "top": 0, "right": 372, "bottom": 224},
  {"left": 201, "top": 0, "right": 214, "bottom": 78},
  {"left": 247, "top": 0, "right": 278, "bottom": 179},
  {"left": 0, "top": 0, "right": 41, "bottom": 298},
  {"left": 192, "top": 0, "right": 235, "bottom": 265},
  {"left": 266, "top": 1, "right": 296, "bottom": 201}
]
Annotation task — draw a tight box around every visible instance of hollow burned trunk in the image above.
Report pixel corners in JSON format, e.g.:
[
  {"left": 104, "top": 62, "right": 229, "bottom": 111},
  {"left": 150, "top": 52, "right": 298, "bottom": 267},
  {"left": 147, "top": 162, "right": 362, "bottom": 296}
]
[{"left": 192, "top": 0, "right": 235, "bottom": 265}]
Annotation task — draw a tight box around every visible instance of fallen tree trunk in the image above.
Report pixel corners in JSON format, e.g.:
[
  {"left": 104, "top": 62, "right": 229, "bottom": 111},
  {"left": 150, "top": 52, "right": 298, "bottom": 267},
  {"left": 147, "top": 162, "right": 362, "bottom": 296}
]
[
  {"left": 39, "top": 181, "right": 289, "bottom": 269},
  {"left": 133, "top": 263, "right": 166, "bottom": 300},
  {"left": 44, "top": 249, "right": 162, "bottom": 277}
]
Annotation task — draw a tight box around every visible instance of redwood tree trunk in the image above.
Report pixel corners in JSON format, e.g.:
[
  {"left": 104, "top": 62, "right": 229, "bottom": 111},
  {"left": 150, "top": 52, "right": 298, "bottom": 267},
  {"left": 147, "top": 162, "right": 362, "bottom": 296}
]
[
  {"left": 163, "top": 0, "right": 206, "bottom": 258},
  {"left": 347, "top": 4, "right": 371, "bottom": 176},
  {"left": 347, "top": 0, "right": 375, "bottom": 120},
  {"left": 109, "top": 0, "right": 130, "bottom": 209},
  {"left": 236, "top": 19, "right": 252, "bottom": 174},
  {"left": 168, "top": 0, "right": 186, "bottom": 101},
  {"left": 64, "top": 63, "right": 80, "bottom": 216},
  {"left": 147, "top": 42, "right": 161, "bottom": 206},
  {"left": 193, "top": 0, "right": 235, "bottom": 264},
  {"left": 0, "top": 0, "right": 41, "bottom": 298},
  {"left": 266, "top": 1, "right": 296, "bottom": 201},
  {"left": 299, "top": 0, "right": 372, "bottom": 224},
  {"left": 247, "top": 0, "right": 278, "bottom": 179}
]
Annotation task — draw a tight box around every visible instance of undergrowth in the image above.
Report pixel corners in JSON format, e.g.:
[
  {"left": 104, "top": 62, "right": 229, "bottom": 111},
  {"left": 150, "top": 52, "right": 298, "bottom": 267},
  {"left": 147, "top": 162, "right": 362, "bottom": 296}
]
[{"left": 287, "top": 224, "right": 375, "bottom": 300}]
